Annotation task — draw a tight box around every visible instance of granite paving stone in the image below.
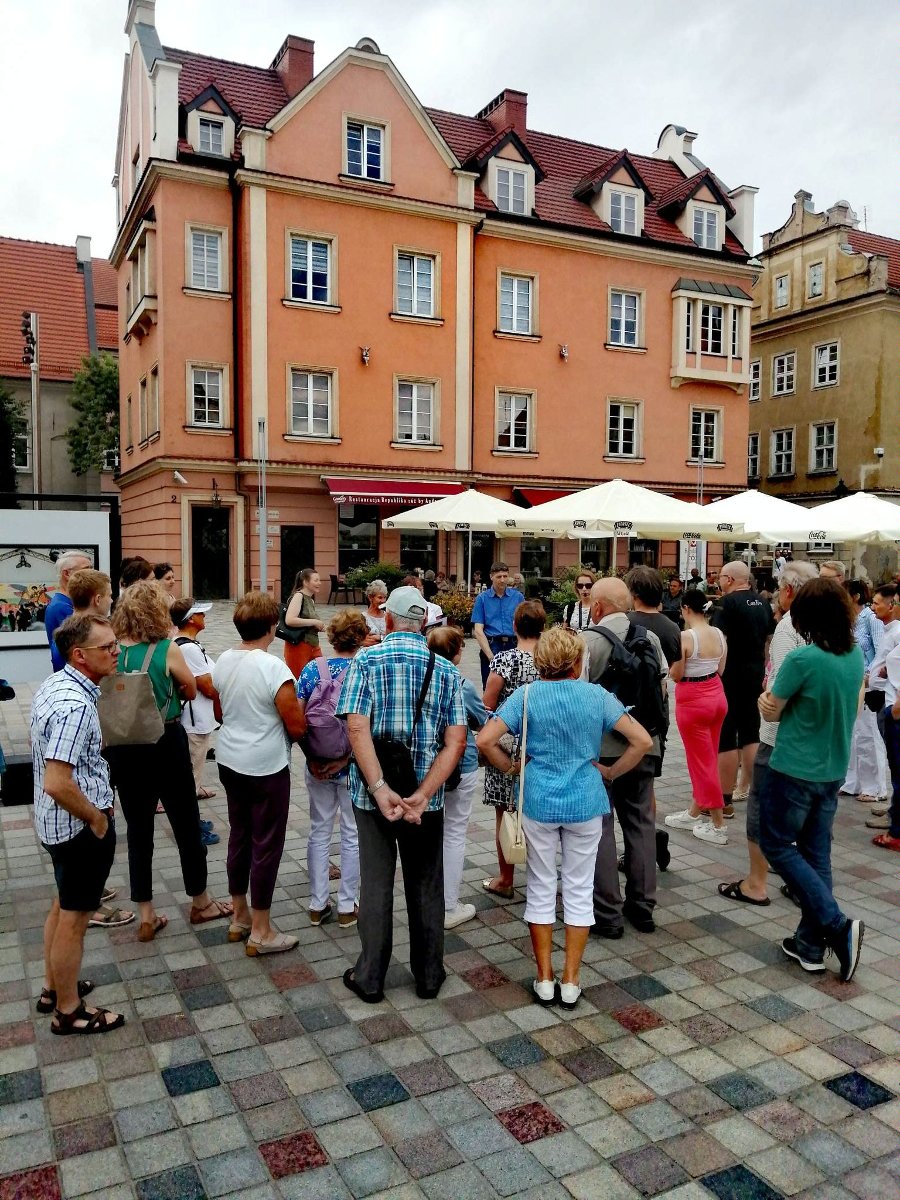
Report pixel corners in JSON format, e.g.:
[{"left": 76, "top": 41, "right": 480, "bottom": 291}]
[
  {"left": 701, "top": 1164, "right": 785, "bottom": 1200},
  {"left": 611, "top": 1144, "right": 690, "bottom": 1196}
]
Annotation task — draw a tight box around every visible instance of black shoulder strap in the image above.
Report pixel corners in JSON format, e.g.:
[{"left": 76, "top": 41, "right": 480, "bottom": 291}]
[
  {"left": 174, "top": 636, "right": 192, "bottom": 646},
  {"left": 409, "top": 650, "right": 436, "bottom": 742}
]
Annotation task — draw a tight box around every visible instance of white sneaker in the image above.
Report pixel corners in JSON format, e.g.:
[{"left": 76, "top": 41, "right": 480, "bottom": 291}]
[
  {"left": 444, "top": 903, "right": 476, "bottom": 930},
  {"left": 693, "top": 821, "right": 727, "bottom": 845},
  {"left": 533, "top": 978, "right": 557, "bottom": 1005},
  {"left": 665, "top": 809, "right": 703, "bottom": 830},
  {"left": 559, "top": 982, "right": 581, "bottom": 1009}
]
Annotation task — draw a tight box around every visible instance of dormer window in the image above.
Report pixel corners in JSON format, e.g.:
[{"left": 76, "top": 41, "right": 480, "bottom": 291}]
[
  {"left": 497, "top": 166, "right": 527, "bottom": 214},
  {"left": 346, "top": 121, "right": 384, "bottom": 180},
  {"left": 692, "top": 206, "right": 719, "bottom": 249},
  {"left": 198, "top": 117, "right": 224, "bottom": 155},
  {"left": 609, "top": 190, "right": 637, "bottom": 235}
]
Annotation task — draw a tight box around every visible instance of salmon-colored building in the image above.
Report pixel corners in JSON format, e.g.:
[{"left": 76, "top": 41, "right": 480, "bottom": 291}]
[{"left": 112, "top": 0, "right": 758, "bottom": 598}]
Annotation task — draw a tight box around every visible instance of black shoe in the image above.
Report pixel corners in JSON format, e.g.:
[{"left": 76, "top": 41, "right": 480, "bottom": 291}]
[
  {"left": 623, "top": 905, "right": 656, "bottom": 934},
  {"left": 781, "top": 937, "right": 826, "bottom": 973},
  {"left": 655, "top": 830, "right": 671, "bottom": 872},
  {"left": 342, "top": 968, "right": 384, "bottom": 1005},
  {"left": 780, "top": 883, "right": 802, "bottom": 908},
  {"left": 592, "top": 923, "right": 624, "bottom": 939},
  {"left": 827, "top": 919, "right": 865, "bottom": 983},
  {"left": 415, "top": 971, "right": 447, "bottom": 1000},
  {"left": 206, "top": 748, "right": 216, "bottom": 761}
]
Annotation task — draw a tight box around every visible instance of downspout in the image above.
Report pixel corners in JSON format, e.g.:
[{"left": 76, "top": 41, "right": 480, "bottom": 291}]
[
  {"left": 229, "top": 166, "right": 251, "bottom": 592},
  {"left": 466, "top": 218, "right": 484, "bottom": 581}
]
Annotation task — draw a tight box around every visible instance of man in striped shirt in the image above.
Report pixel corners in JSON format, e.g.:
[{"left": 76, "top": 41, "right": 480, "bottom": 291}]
[{"left": 31, "top": 613, "right": 125, "bottom": 1033}]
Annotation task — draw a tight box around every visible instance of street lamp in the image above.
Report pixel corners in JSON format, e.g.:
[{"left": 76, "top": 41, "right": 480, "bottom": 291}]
[
  {"left": 257, "top": 418, "right": 268, "bottom": 593},
  {"left": 20, "top": 311, "right": 40, "bottom": 508}
]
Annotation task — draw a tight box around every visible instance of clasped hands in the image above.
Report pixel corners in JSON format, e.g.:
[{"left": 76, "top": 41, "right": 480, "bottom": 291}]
[
  {"left": 373, "top": 786, "right": 430, "bottom": 824},
  {"left": 758, "top": 690, "right": 778, "bottom": 721}
]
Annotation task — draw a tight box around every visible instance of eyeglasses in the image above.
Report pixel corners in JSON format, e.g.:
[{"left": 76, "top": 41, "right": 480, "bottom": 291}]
[
  {"left": 80, "top": 640, "right": 120, "bottom": 655},
  {"left": 576, "top": 582, "right": 592, "bottom": 590}
]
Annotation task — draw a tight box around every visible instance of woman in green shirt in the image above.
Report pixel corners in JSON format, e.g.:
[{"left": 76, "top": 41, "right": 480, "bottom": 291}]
[{"left": 758, "top": 577, "right": 865, "bottom": 983}]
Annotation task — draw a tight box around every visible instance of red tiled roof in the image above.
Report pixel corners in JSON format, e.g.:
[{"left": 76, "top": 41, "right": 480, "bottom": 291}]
[
  {"left": 163, "top": 45, "right": 287, "bottom": 128},
  {"left": 91, "top": 259, "right": 118, "bottom": 307},
  {"left": 95, "top": 308, "right": 119, "bottom": 352},
  {"left": 847, "top": 229, "right": 900, "bottom": 290},
  {"left": 656, "top": 168, "right": 735, "bottom": 218},
  {"left": 0, "top": 238, "right": 116, "bottom": 381}
]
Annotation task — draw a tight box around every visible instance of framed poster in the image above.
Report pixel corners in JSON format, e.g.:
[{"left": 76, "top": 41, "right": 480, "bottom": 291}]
[{"left": 0, "top": 544, "right": 98, "bottom": 634}]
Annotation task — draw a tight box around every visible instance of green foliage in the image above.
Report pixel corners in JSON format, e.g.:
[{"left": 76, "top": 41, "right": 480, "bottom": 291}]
[
  {"left": 0, "top": 382, "right": 26, "bottom": 508},
  {"left": 66, "top": 353, "right": 119, "bottom": 476},
  {"left": 343, "top": 559, "right": 406, "bottom": 594}
]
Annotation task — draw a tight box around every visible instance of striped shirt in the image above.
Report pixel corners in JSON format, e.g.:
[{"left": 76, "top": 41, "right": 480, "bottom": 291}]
[
  {"left": 337, "top": 631, "right": 466, "bottom": 811},
  {"left": 31, "top": 664, "right": 113, "bottom": 846},
  {"left": 854, "top": 605, "right": 882, "bottom": 670}
]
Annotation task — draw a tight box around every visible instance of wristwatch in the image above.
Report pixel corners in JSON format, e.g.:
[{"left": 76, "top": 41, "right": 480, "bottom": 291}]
[{"left": 369, "top": 778, "right": 387, "bottom": 794}]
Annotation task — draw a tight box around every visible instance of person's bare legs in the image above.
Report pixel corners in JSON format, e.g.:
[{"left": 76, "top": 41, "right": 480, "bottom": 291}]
[
  {"left": 718, "top": 749, "right": 739, "bottom": 796},
  {"left": 562, "top": 925, "right": 590, "bottom": 986},
  {"left": 230, "top": 894, "right": 276, "bottom": 944},
  {"left": 740, "top": 744, "right": 759, "bottom": 787},
  {"left": 50, "top": 909, "right": 123, "bottom": 1028},
  {"left": 43, "top": 899, "right": 60, "bottom": 992},
  {"left": 529, "top": 922, "right": 554, "bottom": 981},
  {"left": 485, "top": 808, "right": 515, "bottom": 891},
  {"left": 687, "top": 802, "right": 726, "bottom": 830},
  {"left": 739, "top": 841, "right": 770, "bottom": 901}
]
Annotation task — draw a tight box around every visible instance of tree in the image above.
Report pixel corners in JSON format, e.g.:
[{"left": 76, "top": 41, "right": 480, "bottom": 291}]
[
  {"left": 0, "top": 381, "right": 26, "bottom": 508},
  {"left": 66, "top": 352, "right": 119, "bottom": 476}
]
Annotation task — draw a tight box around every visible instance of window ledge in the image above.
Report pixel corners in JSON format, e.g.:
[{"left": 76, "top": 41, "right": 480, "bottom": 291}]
[
  {"left": 773, "top": 390, "right": 795, "bottom": 398},
  {"left": 493, "top": 330, "right": 541, "bottom": 342},
  {"left": 338, "top": 173, "right": 394, "bottom": 190},
  {"left": 686, "top": 459, "right": 725, "bottom": 469},
  {"left": 492, "top": 449, "right": 538, "bottom": 458},
  {"left": 603, "top": 455, "right": 646, "bottom": 464},
  {"left": 748, "top": 474, "right": 761, "bottom": 483},
  {"left": 183, "top": 287, "right": 231, "bottom": 301},
  {"left": 604, "top": 343, "right": 647, "bottom": 353},
  {"left": 138, "top": 438, "right": 150, "bottom": 450},
  {"left": 389, "top": 312, "right": 444, "bottom": 327},
  {"left": 125, "top": 294, "right": 158, "bottom": 340},
  {"left": 149, "top": 431, "right": 161, "bottom": 444},
  {"left": 125, "top": 444, "right": 134, "bottom": 456},
  {"left": 813, "top": 381, "right": 839, "bottom": 390},
  {"left": 767, "top": 473, "right": 796, "bottom": 482},
  {"left": 807, "top": 468, "right": 838, "bottom": 477},
  {"left": 282, "top": 299, "right": 342, "bottom": 314},
  {"left": 283, "top": 434, "right": 341, "bottom": 445},
  {"left": 183, "top": 425, "right": 233, "bottom": 436},
  {"left": 390, "top": 441, "right": 444, "bottom": 452}
]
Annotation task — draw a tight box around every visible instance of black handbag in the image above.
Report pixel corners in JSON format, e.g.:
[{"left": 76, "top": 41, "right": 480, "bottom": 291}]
[
  {"left": 864, "top": 688, "right": 886, "bottom": 714},
  {"left": 275, "top": 599, "right": 306, "bottom": 645},
  {"left": 371, "top": 652, "right": 437, "bottom": 796}
]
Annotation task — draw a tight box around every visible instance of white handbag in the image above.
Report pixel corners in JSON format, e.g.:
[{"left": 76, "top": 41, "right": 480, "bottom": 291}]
[{"left": 498, "top": 685, "right": 529, "bottom": 865}]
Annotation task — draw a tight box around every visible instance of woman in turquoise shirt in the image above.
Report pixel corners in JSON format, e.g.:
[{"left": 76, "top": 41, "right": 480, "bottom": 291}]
[{"left": 477, "top": 627, "right": 650, "bottom": 1009}]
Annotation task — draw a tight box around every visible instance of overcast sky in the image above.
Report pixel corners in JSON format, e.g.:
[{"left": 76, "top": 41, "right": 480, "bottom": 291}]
[{"left": 2, "top": 0, "right": 896, "bottom": 258}]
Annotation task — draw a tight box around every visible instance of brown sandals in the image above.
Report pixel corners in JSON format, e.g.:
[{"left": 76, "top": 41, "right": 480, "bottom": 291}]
[
  {"left": 36, "top": 980, "right": 94, "bottom": 1014},
  {"left": 51, "top": 1004, "right": 125, "bottom": 1035}
]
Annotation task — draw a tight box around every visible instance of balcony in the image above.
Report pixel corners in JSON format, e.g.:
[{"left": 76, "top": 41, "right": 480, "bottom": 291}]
[{"left": 125, "top": 294, "right": 158, "bottom": 341}]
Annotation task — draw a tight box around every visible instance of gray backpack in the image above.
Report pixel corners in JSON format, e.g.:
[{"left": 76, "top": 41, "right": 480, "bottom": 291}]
[{"left": 97, "top": 643, "right": 171, "bottom": 747}]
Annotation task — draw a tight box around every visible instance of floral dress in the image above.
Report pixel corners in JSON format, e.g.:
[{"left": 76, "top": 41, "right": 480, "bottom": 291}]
[{"left": 483, "top": 649, "right": 540, "bottom": 812}]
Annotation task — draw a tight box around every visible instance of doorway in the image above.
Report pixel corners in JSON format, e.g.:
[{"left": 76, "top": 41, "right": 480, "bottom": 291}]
[
  {"left": 460, "top": 531, "right": 495, "bottom": 587},
  {"left": 281, "top": 525, "right": 315, "bottom": 602},
  {"left": 191, "top": 507, "right": 231, "bottom": 599}
]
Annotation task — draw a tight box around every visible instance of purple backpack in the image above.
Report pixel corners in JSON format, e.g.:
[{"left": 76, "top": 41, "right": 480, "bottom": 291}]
[{"left": 304, "top": 658, "right": 351, "bottom": 762}]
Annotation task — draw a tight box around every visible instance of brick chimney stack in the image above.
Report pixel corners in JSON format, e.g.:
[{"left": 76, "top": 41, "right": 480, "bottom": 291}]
[
  {"left": 476, "top": 89, "right": 528, "bottom": 138},
  {"left": 271, "top": 35, "right": 315, "bottom": 99}
]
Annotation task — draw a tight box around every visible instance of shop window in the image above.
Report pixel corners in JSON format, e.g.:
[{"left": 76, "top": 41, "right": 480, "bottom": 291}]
[
  {"left": 520, "top": 538, "right": 553, "bottom": 579},
  {"left": 400, "top": 531, "right": 437, "bottom": 576},
  {"left": 338, "top": 503, "right": 378, "bottom": 574}
]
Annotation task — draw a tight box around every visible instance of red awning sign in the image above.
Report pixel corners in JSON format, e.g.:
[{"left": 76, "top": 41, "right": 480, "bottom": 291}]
[
  {"left": 515, "top": 487, "right": 576, "bottom": 507},
  {"left": 322, "top": 477, "right": 465, "bottom": 506}
]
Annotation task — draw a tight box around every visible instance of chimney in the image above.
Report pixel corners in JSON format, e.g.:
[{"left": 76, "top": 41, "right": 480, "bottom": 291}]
[
  {"left": 476, "top": 89, "right": 528, "bottom": 138},
  {"left": 726, "top": 185, "right": 758, "bottom": 254},
  {"left": 272, "top": 35, "right": 314, "bottom": 99},
  {"left": 75, "top": 235, "right": 92, "bottom": 265}
]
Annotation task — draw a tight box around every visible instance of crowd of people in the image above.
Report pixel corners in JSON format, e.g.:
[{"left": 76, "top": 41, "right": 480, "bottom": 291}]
[{"left": 27, "top": 547, "right": 883, "bottom": 1034}]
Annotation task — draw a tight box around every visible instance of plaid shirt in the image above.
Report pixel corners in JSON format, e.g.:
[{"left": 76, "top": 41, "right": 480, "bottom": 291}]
[
  {"left": 337, "top": 632, "right": 466, "bottom": 811},
  {"left": 31, "top": 665, "right": 113, "bottom": 846}
]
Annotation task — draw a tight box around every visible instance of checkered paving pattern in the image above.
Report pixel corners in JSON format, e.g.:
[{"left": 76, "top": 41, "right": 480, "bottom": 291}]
[{"left": 1, "top": 605, "right": 899, "bottom": 1199}]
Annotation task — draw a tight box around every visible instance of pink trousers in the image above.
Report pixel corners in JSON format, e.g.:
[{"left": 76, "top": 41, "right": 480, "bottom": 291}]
[{"left": 675, "top": 676, "right": 728, "bottom": 810}]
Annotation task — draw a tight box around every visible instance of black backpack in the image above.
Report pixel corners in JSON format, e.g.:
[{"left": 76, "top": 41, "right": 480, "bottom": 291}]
[{"left": 589, "top": 624, "right": 668, "bottom": 740}]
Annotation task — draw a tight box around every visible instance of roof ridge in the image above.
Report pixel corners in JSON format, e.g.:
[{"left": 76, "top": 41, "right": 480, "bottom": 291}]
[
  {"left": 163, "top": 43, "right": 281, "bottom": 76},
  {"left": 0, "top": 235, "right": 77, "bottom": 250}
]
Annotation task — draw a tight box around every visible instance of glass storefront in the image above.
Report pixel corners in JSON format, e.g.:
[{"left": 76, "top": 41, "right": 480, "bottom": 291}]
[
  {"left": 627, "top": 539, "right": 658, "bottom": 569},
  {"left": 520, "top": 538, "right": 553, "bottom": 580},
  {"left": 577, "top": 538, "right": 610, "bottom": 573},
  {"left": 338, "top": 504, "right": 378, "bottom": 574},
  {"left": 400, "top": 530, "right": 437, "bottom": 576}
]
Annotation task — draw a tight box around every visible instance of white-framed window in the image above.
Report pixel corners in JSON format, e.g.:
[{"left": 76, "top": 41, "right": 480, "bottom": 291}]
[
  {"left": 811, "top": 422, "right": 836, "bottom": 471},
  {"left": 749, "top": 359, "right": 761, "bottom": 401},
  {"left": 289, "top": 236, "right": 330, "bottom": 304},
  {"left": 103, "top": 447, "right": 119, "bottom": 472},
  {"left": 198, "top": 117, "right": 224, "bottom": 155},
  {"left": 13, "top": 433, "right": 29, "bottom": 471},
  {"left": 808, "top": 261, "right": 824, "bottom": 298},
  {"left": 190, "top": 229, "right": 221, "bottom": 290},
  {"left": 496, "top": 166, "right": 527, "bottom": 215},
  {"left": 609, "top": 290, "right": 640, "bottom": 347},
  {"left": 499, "top": 273, "right": 533, "bottom": 334},
  {"left": 346, "top": 120, "right": 384, "bottom": 180},
  {"left": 773, "top": 352, "right": 796, "bottom": 396},
  {"left": 148, "top": 366, "right": 159, "bottom": 436},
  {"left": 685, "top": 299, "right": 693, "bottom": 351},
  {"left": 775, "top": 274, "right": 790, "bottom": 308},
  {"left": 700, "top": 302, "right": 724, "bottom": 354},
  {"left": 692, "top": 206, "right": 719, "bottom": 249},
  {"left": 814, "top": 341, "right": 839, "bottom": 387},
  {"left": 139, "top": 377, "right": 148, "bottom": 443},
  {"left": 396, "top": 380, "right": 434, "bottom": 444},
  {"left": 771, "top": 427, "right": 795, "bottom": 475},
  {"left": 748, "top": 432, "right": 760, "bottom": 478},
  {"left": 290, "top": 370, "right": 333, "bottom": 438},
  {"left": 396, "top": 253, "right": 434, "bottom": 317},
  {"left": 125, "top": 395, "right": 132, "bottom": 448},
  {"left": 690, "top": 408, "right": 719, "bottom": 462},
  {"left": 609, "top": 190, "right": 637, "bottom": 235},
  {"left": 731, "top": 306, "right": 740, "bottom": 357},
  {"left": 496, "top": 391, "right": 533, "bottom": 452},
  {"left": 191, "top": 367, "right": 223, "bottom": 427},
  {"left": 607, "top": 400, "right": 639, "bottom": 457}
]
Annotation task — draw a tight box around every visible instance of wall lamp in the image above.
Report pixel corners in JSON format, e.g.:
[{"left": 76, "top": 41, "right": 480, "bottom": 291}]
[
  {"left": 360, "top": 346, "right": 370, "bottom": 366},
  {"left": 559, "top": 344, "right": 569, "bottom": 361},
  {"left": 211, "top": 478, "right": 222, "bottom": 509}
]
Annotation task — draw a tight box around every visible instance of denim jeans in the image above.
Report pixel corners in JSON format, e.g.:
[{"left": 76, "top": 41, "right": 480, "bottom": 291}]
[
  {"left": 876, "top": 708, "right": 900, "bottom": 837},
  {"left": 758, "top": 766, "right": 846, "bottom": 962}
]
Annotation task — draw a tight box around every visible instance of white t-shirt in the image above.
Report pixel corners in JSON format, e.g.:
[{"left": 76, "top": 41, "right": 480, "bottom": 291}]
[
  {"left": 177, "top": 638, "right": 217, "bottom": 735},
  {"left": 213, "top": 649, "right": 295, "bottom": 776}
]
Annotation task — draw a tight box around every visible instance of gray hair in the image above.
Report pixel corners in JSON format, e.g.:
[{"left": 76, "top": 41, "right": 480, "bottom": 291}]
[
  {"left": 821, "top": 560, "right": 847, "bottom": 581},
  {"left": 365, "top": 579, "right": 388, "bottom": 600},
  {"left": 58, "top": 549, "right": 91, "bottom": 578},
  {"left": 390, "top": 615, "right": 423, "bottom": 633},
  {"left": 780, "top": 561, "right": 818, "bottom": 593}
]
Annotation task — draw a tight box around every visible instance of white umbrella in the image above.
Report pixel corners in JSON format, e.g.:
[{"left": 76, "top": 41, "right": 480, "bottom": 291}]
[
  {"left": 735, "top": 491, "right": 900, "bottom": 546},
  {"left": 701, "top": 490, "right": 812, "bottom": 544}
]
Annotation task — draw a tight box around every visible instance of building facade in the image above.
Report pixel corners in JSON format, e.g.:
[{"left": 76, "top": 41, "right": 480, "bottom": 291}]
[{"left": 112, "top": 0, "right": 757, "bottom": 598}]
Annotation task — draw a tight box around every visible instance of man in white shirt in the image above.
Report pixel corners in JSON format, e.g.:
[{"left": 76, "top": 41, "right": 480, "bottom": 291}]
[
  {"left": 171, "top": 598, "right": 219, "bottom": 845},
  {"left": 870, "top": 585, "right": 900, "bottom": 845}
]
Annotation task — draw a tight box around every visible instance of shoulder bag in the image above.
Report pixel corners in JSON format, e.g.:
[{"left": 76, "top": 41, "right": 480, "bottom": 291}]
[
  {"left": 98, "top": 643, "right": 173, "bottom": 747},
  {"left": 370, "top": 651, "right": 435, "bottom": 796},
  {"left": 498, "top": 684, "right": 529, "bottom": 865},
  {"left": 275, "top": 595, "right": 307, "bottom": 645}
]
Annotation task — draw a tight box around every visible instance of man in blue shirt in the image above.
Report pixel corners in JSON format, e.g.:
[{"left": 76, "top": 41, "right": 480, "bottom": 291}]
[
  {"left": 472, "top": 561, "right": 525, "bottom": 686},
  {"left": 45, "top": 550, "right": 92, "bottom": 672}
]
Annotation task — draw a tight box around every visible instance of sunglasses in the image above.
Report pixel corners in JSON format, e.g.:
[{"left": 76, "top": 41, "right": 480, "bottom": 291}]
[{"left": 576, "top": 582, "right": 592, "bottom": 590}]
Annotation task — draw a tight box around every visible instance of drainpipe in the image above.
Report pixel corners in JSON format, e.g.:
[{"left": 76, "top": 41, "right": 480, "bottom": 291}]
[{"left": 229, "top": 167, "right": 252, "bottom": 592}]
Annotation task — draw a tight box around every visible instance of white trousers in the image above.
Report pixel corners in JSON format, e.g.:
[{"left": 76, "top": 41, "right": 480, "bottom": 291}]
[
  {"left": 843, "top": 706, "right": 888, "bottom": 798},
  {"left": 522, "top": 814, "right": 604, "bottom": 926},
  {"left": 305, "top": 770, "right": 360, "bottom": 913},
  {"left": 443, "top": 769, "right": 478, "bottom": 911}
]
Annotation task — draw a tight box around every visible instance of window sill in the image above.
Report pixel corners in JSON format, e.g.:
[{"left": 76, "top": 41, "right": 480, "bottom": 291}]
[
  {"left": 282, "top": 299, "right": 342, "bottom": 314},
  {"left": 183, "top": 425, "right": 233, "bottom": 436},
  {"left": 389, "top": 312, "right": 444, "bottom": 327},
  {"left": 748, "top": 474, "right": 760, "bottom": 483},
  {"left": 807, "top": 468, "right": 838, "bottom": 477},
  {"left": 686, "top": 459, "right": 725, "bottom": 469},
  {"left": 183, "top": 287, "right": 231, "bottom": 301},
  {"left": 604, "top": 343, "right": 647, "bottom": 353},
  {"left": 338, "top": 173, "right": 394, "bottom": 190},
  {"left": 813, "top": 381, "right": 839, "bottom": 390},
  {"left": 767, "top": 473, "right": 796, "bottom": 482},
  {"left": 603, "top": 455, "right": 646, "bottom": 464},
  {"left": 125, "top": 444, "right": 134, "bottom": 456},
  {"left": 390, "top": 441, "right": 444, "bottom": 452},
  {"left": 492, "top": 449, "right": 538, "bottom": 458},
  {"left": 773, "top": 390, "right": 795, "bottom": 398},
  {"left": 493, "top": 330, "right": 541, "bottom": 342},
  {"left": 283, "top": 434, "right": 341, "bottom": 445}
]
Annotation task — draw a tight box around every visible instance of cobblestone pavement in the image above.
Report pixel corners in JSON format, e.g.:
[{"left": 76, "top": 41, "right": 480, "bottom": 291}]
[{"left": 1, "top": 603, "right": 899, "bottom": 1198}]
